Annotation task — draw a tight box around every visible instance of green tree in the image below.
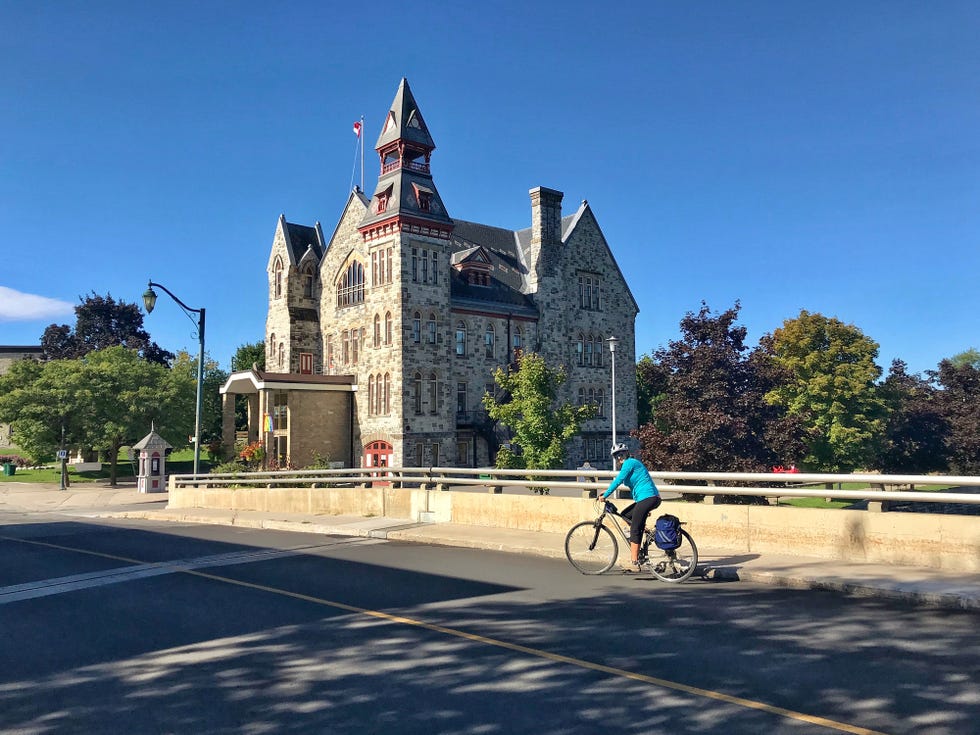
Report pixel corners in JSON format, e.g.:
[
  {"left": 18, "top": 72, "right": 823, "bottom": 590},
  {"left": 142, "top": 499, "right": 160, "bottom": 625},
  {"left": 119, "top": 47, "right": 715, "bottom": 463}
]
[
  {"left": 229, "top": 342, "right": 264, "bottom": 434},
  {"left": 0, "top": 348, "right": 195, "bottom": 484},
  {"left": 947, "top": 348, "right": 980, "bottom": 370},
  {"left": 635, "top": 302, "right": 806, "bottom": 474},
  {"left": 761, "top": 310, "right": 887, "bottom": 472},
  {"left": 231, "top": 342, "right": 266, "bottom": 372},
  {"left": 171, "top": 350, "right": 228, "bottom": 445},
  {"left": 483, "top": 352, "right": 596, "bottom": 470},
  {"left": 874, "top": 360, "right": 948, "bottom": 473},
  {"left": 41, "top": 292, "right": 173, "bottom": 364}
]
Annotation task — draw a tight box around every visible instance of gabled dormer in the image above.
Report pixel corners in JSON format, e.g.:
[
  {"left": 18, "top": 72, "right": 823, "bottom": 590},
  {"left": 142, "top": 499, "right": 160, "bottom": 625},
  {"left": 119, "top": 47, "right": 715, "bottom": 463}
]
[
  {"left": 359, "top": 78, "right": 454, "bottom": 241},
  {"left": 451, "top": 245, "right": 494, "bottom": 286}
]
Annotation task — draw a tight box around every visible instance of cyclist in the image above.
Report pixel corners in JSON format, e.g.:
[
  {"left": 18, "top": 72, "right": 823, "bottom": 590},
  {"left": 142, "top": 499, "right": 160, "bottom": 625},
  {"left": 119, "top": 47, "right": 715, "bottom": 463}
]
[{"left": 601, "top": 443, "right": 661, "bottom": 572}]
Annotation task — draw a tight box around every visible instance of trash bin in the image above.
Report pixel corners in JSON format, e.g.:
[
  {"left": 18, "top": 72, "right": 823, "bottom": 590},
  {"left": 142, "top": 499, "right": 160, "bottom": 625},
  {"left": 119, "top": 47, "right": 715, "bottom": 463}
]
[{"left": 2, "top": 463, "right": 15, "bottom": 476}]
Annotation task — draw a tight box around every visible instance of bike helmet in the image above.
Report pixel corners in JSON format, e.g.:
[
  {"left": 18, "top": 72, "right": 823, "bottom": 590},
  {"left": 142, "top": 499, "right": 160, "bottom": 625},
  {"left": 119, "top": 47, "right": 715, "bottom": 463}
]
[{"left": 610, "top": 442, "right": 629, "bottom": 457}]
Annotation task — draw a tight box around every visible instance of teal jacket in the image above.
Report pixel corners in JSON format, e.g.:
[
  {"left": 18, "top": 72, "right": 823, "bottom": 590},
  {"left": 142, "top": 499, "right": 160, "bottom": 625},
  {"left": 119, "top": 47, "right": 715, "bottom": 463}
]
[{"left": 602, "top": 457, "right": 659, "bottom": 502}]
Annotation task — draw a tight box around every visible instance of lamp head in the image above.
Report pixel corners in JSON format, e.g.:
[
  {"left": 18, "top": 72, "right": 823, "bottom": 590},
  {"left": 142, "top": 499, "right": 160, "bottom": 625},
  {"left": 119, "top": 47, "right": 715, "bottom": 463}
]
[
  {"left": 142, "top": 284, "right": 157, "bottom": 314},
  {"left": 607, "top": 335, "right": 618, "bottom": 352}
]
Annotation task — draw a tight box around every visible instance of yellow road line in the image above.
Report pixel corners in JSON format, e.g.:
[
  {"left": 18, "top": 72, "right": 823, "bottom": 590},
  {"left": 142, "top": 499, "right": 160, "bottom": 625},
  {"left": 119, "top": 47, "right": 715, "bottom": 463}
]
[{"left": 4, "top": 534, "right": 888, "bottom": 735}]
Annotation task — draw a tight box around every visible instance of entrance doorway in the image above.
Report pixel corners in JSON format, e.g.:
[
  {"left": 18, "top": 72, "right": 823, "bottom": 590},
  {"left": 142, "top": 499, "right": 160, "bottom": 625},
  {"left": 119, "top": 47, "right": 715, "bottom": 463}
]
[{"left": 364, "top": 440, "right": 393, "bottom": 486}]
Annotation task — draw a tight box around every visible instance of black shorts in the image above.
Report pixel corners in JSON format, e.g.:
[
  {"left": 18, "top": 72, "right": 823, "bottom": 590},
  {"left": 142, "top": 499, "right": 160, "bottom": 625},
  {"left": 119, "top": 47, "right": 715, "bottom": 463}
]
[{"left": 621, "top": 496, "right": 662, "bottom": 544}]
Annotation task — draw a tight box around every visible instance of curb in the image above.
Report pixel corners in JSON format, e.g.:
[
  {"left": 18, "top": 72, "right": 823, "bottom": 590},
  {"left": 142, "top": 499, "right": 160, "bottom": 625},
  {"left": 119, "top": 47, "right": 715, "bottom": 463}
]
[{"left": 94, "top": 509, "right": 978, "bottom": 611}]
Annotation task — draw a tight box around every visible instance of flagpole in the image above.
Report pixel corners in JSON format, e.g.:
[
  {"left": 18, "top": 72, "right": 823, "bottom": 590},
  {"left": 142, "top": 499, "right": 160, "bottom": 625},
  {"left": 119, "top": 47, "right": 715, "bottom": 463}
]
[{"left": 359, "top": 115, "right": 364, "bottom": 192}]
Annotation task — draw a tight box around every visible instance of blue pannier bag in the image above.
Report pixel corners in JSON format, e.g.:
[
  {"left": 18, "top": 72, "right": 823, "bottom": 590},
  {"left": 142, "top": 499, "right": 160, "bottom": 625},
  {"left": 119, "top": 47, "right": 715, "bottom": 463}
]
[{"left": 653, "top": 514, "right": 681, "bottom": 550}]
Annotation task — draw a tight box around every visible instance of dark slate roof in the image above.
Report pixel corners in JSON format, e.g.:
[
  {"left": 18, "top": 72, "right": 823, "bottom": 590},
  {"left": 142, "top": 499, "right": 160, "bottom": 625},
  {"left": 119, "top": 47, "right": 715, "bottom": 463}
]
[
  {"left": 359, "top": 168, "right": 453, "bottom": 230},
  {"left": 284, "top": 222, "right": 322, "bottom": 264},
  {"left": 449, "top": 269, "right": 537, "bottom": 316},
  {"left": 452, "top": 220, "right": 525, "bottom": 292}
]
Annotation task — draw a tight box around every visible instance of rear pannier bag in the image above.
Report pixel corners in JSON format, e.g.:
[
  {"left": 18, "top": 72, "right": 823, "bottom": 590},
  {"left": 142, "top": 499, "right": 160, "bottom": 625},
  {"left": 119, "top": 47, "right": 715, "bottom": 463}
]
[{"left": 653, "top": 514, "right": 681, "bottom": 550}]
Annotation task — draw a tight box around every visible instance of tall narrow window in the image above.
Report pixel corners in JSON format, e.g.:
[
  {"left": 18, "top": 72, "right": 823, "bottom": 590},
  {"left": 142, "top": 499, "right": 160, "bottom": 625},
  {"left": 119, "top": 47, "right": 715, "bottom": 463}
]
[
  {"left": 455, "top": 322, "right": 466, "bottom": 356},
  {"left": 342, "top": 330, "right": 349, "bottom": 365},
  {"left": 368, "top": 376, "right": 375, "bottom": 415},
  {"left": 576, "top": 335, "right": 585, "bottom": 366},
  {"left": 427, "top": 314, "right": 437, "bottom": 344},
  {"left": 384, "top": 312, "right": 393, "bottom": 345},
  {"left": 383, "top": 373, "right": 391, "bottom": 414},
  {"left": 326, "top": 335, "right": 334, "bottom": 369},
  {"left": 457, "top": 382, "right": 466, "bottom": 414},
  {"left": 429, "top": 373, "right": 438, "bottom": 414},
  {"left": 484, "top": 324, "right": 495, "bottom": 358},
  {"left": 274, "top": 258, "right": 284, "bottom": 299},
  {"left": 431, "top": 252, "right": 438, "bottom": 285},
  {"left": 411, "top": 248, "right": 418, "bottom": 282},
  {"left": 414, "top": 373, "right": 423, "bottom": 414},
  {"left": 277, "top": 343, "right": 284, "bottom": 370},
  {"left": 412, "top": 312, "right": 421, "bottom": 343},
  {"left": 302, "top": 265, "right": 314, "bottom": 298},
  {"left": 373, "top": 314, "right": 381, "bottom": 348},
  {"left": 421, "top": 250, "right": 428, "bottom": 282}
]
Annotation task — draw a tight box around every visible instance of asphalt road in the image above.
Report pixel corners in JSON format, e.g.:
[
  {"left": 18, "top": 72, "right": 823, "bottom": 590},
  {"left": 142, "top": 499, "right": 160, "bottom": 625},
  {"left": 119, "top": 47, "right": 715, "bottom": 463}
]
[{"left": 1, "top": 512, "right": 977, "bottom": 735}]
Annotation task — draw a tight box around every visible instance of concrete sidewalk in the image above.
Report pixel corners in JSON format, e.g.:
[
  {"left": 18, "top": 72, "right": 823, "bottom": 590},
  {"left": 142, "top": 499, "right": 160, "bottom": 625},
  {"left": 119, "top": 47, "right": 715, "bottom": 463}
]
[{"left": 2, "top": 482, "right": 978, "bottom": 610}]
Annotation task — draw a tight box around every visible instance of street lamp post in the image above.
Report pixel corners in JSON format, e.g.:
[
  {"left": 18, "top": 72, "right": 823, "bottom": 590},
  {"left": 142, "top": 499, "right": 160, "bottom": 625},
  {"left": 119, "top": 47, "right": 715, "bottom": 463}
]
[
  {"left": 607, "top": 335, "right": 618, "bottom": 447},
  {"left": 143, "top": 280, "right": 206, "bottom": 476}
]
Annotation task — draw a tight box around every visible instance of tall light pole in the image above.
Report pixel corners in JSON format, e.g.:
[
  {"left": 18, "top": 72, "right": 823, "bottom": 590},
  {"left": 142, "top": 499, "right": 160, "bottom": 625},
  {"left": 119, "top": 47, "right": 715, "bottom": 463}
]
[
  {"left": 607, "top": 335, "right": 618, "bottom": 447},
  {"left": 143, "top": 280, "right": 206, "bottom": 476}
]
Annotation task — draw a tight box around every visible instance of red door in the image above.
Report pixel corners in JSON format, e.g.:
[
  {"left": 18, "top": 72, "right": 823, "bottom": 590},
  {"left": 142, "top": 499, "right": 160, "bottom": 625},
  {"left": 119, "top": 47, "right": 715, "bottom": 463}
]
[{"left": 364, "top": 440, "right": 393, "bottom": 486}]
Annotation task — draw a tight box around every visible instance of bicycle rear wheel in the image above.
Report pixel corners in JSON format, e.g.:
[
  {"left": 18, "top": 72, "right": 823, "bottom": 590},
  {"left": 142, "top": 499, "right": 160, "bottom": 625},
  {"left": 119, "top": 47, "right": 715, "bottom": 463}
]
[
  {"left": 565, "top": 521, "right": 618, "bottom": 574},
  {"left": 646, "top": 529, "right": 698, "bottom": 583}
]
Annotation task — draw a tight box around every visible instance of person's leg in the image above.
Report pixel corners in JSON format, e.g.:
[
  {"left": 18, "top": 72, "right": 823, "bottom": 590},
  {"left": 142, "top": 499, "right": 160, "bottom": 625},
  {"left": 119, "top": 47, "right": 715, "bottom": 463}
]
[{"left": 629, "top": 496, "right": 662, "bottom": 562}]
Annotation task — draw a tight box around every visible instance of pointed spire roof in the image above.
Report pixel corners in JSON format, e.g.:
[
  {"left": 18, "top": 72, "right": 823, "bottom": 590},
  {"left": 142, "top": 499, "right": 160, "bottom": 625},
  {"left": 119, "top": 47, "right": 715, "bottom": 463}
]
[
  {"left": 374, "top": 78, "right": 435, "bottom": 152},
  {"left": 359, "top": 78, "right": 453, "bottom": 235}
]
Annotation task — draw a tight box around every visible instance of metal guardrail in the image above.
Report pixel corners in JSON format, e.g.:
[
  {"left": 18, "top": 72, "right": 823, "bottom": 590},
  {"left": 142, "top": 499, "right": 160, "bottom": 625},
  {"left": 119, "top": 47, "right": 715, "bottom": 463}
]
[{"left": 170, "top": 467, "right": 980, "bottom": 505}]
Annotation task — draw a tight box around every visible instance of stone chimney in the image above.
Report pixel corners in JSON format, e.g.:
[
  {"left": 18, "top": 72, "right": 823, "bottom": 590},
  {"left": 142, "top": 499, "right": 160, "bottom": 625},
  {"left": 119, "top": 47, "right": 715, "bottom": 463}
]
[{"left": 529, "top": 186, "right": 563, "bottom": 280}]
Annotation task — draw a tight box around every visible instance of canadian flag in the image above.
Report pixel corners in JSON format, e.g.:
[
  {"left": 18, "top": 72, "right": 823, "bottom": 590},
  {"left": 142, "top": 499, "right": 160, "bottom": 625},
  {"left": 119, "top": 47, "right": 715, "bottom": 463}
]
[{"left": 353, "top": 121, "right": 362, "bottom": 137}]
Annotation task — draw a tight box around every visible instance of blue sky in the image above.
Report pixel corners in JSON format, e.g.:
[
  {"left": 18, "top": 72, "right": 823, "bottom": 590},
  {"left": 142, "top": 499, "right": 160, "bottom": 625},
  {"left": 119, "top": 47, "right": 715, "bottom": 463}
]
[{"left": 2, "top": 1, "right": 977, "bottom": 376}]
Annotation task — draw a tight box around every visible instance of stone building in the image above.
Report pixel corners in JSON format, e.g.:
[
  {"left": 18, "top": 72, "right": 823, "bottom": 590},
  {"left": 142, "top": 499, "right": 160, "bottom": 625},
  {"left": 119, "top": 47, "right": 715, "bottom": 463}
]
[{"left": 222, "top": 78, "right": 638, "bottom": 471}]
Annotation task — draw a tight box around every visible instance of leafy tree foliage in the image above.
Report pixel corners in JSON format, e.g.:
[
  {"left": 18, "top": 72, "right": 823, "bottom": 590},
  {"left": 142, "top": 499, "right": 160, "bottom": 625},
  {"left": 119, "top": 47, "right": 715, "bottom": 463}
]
[
  {"left": 0, "top": 348, "right": 194, "bottom": 484},
  {"left": 761, "top": 310, "right": 886, "bottom": 472},
  {"left": 947, "top": 348, "right": 980, "bottom": 370},
  {"left": 230, "top": 342, "right": 265, "bottom": 432},
  {"left": 935, "top": 358, "right": 980, "bottom": 474},
  {"left": 635, "top": 302, "right": 806, "bottom": 474},
  {"left": 483, "top": 352, "right": 596, "bottom": 470},
  {"left": 41, "top": 292, "right": 173, "bottom": 364},
  {"left": 171, "top": 350, "right": 228, "bottom": 445},
  {"left": 231, "top": 342, "right": 266, "bottom": 372},
  {"left": 874, "top": 360, "right": 949, "bottom": 473}
]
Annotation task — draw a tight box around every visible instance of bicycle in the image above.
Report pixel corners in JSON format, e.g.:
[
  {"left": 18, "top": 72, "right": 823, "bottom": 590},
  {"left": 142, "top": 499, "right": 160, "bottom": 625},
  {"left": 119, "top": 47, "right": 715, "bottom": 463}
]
[{"left": 564, "top": 499, "right": 699, "bottom": 582}]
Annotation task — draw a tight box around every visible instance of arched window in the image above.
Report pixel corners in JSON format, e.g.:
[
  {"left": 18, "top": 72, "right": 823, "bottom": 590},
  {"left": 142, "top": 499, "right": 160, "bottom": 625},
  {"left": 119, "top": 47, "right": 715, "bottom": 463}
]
[
  {"left": 513, "top": 326, "right": 523, "bottom": 351},
  {"left": 384, "top": 312, "right": 393, "bottom": 345},
  {"left": 576, "top": 334, "right": 585, "bottom": 366},
  {"left": 429, "top": 373, "right": 438, "bottom": 414},
  {"left": 455, "top": 322, "right": 466, "bottom": 356},
  {"left": 413, "top": 372, "right": 423, "bottom": 414},
  {"left": 412, "top": 312, "right": 421, "bottom": 343},
  {"left": 368, "top": 375, "right": 376, "bottom": 415},
  {"left": 484, "top": 324, "right": 495, "bottom": 359},
  {"left": 375, "top": 374, "right": 383, "bottom": 415},
  {"left": 596, "top": 388, "right": 605, "bottom": 417},
  {"left": 373, "top": 314, "right": 381, "bottom": 348},
  {"left": 593, "top": 335, "right": 603, "bottom": 367},
  {"left": 578, "top": 387, "right": 586, "bottom": 405},
  {"left": 269, "top": 333, "right": 276, "bottom": 364},
  {"left": 584, "top": 337, "right": 593, "bottom": 367},
  {"left": 273, "top": 257, "right": 284, "bottom": 299},
  {"left": 427, "top": 314, "right": 437, "bottom": 344},
  {"left": 277, "top": 342, "right": 284, "bottom": 370},
  {"left": 337, "top": 261, "right": 365, "bottom": 307},
  {"left": 383, "top": 373, "right": 391, "bottom": 414}
]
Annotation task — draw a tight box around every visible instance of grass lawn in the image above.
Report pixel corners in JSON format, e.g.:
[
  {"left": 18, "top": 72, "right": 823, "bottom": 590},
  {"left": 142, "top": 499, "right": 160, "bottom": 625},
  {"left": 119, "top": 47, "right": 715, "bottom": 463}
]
[{"left": 0, "top": 445, "right": 211, "bottom": 484}]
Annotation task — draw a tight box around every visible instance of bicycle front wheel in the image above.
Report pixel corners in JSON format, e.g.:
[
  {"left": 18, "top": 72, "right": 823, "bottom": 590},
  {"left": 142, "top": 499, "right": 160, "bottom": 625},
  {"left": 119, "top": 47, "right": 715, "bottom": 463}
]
[
  {"left": 647, "top": 529, "right": 698, "bottom": 583},
  {"left": 565, "top": 521, "right": 619, "bottom": 574}
]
